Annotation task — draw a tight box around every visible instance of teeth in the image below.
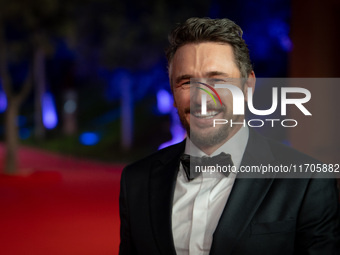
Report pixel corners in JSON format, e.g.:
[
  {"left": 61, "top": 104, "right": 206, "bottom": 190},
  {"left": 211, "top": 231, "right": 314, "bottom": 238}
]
[{"left": 192, "top": 111, "right": 219, "bottom": 118}]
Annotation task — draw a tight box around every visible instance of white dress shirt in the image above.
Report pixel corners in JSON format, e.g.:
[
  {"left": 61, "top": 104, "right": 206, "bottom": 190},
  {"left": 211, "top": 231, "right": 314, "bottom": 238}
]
[{"left": 171, "top": 126, "right": 249, "bottom": 255}]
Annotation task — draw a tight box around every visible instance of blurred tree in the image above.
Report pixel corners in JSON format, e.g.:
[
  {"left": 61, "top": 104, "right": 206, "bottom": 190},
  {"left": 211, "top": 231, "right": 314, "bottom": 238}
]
[
  {"left": 0, "top": 21, "right": 32, "bottom": 174},
  {"left": 79, "top": 0, "right": 209, "bottom": 150},
  {"left": 0, "top": 0, "right": 77, "bottom": 174},
  {"left": 0, "top": 0, "right": 211, "bottom": 168}
]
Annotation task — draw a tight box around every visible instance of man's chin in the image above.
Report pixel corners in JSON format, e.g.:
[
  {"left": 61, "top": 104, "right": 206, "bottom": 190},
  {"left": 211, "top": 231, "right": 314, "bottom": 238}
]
[{"left": 189, "top": 127, "right": 229, "bottom": 148}]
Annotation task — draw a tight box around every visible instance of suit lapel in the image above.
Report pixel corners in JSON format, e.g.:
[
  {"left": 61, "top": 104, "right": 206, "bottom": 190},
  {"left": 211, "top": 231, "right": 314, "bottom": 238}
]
[
  {"left": 210, "top": 178, "right": 275, "bottom": 255},
  {"left": 210, "top": 129, "right": 277, "bottom": 255},
  {"left": 149, "top": 141, "right": 185, "bottom": 255}
]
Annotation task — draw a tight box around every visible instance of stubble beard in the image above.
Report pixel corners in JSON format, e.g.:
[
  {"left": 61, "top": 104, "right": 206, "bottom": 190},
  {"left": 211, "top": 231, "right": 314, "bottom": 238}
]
[
  {"left": 177, "top": 107, "right": 233, "bottom": 149},
  {"left": 190, "top": 124, "right": 230, "bottom": 149}
]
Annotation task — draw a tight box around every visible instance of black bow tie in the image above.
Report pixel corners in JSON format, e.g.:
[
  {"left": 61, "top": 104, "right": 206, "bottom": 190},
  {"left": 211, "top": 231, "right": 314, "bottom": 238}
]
[{"left": 180, "top": 152, "right": 234, "bottom": 181}]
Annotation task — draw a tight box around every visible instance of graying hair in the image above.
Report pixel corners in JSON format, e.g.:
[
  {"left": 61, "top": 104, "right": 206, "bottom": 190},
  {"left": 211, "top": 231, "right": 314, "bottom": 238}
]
[{"left": 166, "top": 17, "right": 253, "bottom": 78}]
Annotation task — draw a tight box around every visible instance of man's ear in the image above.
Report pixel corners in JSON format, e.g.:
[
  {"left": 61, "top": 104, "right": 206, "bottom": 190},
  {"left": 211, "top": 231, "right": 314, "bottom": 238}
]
[{"left": 244, "top": 71, "right": 256, "bottom": 102}]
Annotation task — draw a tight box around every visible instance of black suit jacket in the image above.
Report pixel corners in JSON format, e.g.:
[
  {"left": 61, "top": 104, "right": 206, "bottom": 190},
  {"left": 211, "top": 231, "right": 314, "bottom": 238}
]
[{"left": 119, "top": 129, "right": 340, "bottom": 254}]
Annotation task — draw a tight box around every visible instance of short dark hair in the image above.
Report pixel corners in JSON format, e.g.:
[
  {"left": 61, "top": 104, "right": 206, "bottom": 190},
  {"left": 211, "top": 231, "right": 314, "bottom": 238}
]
[{"left": 166, "top": 17, "right": 253, "bottom": 78}]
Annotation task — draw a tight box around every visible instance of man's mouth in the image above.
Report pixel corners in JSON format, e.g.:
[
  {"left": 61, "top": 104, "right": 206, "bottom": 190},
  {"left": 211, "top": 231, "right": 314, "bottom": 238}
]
[{"left": 191, "top": 110, "right": 221, "bottom": 119}]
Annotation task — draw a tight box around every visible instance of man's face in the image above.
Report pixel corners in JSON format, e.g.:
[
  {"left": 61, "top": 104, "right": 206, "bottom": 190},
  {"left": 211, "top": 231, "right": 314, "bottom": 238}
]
[{"left": 170, "top": 42, "right": 253, "bottom": 152}]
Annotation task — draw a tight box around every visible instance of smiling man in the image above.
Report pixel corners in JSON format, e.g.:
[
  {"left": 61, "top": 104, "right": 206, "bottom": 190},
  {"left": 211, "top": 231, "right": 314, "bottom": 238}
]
[
  {"left": 170, "top": 42, "right": 254, "bottom": 155},
  {"left": 119, "top": 18, "right": 340, "bottom": 255}
]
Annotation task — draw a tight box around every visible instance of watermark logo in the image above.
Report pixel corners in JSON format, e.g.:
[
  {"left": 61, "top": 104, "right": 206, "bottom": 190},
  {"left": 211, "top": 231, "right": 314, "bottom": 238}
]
[
  {"left": 195, "top": 82, "right": 222, "bottom": 115},
  {"left": 191, "top": 78, "right": 312, "bottom": 128},
  {"left": 198, "top": 83, "right": 311, "bottom": 116}
]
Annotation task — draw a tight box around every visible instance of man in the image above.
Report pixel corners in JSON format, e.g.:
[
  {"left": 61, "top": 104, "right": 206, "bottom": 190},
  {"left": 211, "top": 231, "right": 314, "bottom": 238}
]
[{"left": 119, "top": 17, "right": 340, "bottom": 254}]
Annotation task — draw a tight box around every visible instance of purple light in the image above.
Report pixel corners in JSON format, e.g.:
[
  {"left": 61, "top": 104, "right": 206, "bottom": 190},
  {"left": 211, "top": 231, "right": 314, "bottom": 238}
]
[
  {"left": 159, "top": 109, "right": 186, "bottom": 150},
  {"left": 268, "top": 20, "right": 293, "bottom": 52},
  {"left": 158, "top": 123, "right": 186, "bottom": 150},
  {"left": 279, "top": 36, "right": 293, "bottom": 52},
  {"left": 42, "top": 92, "right": 58, "bottom": 129},
  {"left": 0, "top": 91, "right": 7, "bottom": 113},
  {"left": 157, "top": 89, "right": 173, "bottom": 114}
]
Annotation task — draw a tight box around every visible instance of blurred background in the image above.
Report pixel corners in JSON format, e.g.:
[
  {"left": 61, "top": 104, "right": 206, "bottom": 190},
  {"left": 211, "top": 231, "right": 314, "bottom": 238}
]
[{"left": 0, "top": 0, "right": 339, "bottom": 254}]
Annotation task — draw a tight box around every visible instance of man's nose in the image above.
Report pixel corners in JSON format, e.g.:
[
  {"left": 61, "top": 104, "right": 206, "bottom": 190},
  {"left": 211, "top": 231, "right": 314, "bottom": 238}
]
[
  {"left": 190, "top": 85, "right": 203, "bottom": 105},
  {"left": 190, "top": 83, "right": 215, "bottom": 106}
]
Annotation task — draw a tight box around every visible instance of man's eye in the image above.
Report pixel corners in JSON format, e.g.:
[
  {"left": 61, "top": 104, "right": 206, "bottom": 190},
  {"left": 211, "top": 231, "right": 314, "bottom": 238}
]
[
  {"left": 211, "top": 79, "right": 226, "bottom": 83},
  {"left": 180, "top": 81, "right": 191, "bottom": 88},
  {"left": 175, "top": 82, "right": 190, "bottom": 89}
]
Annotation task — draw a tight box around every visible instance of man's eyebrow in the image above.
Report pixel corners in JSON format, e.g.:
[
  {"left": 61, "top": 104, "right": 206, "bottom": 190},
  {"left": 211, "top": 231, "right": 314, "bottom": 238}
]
[
  {"left": 174, "top": 72, "right": 230, "bottom": 84},
  {"left": 205, "top": 71, "right": 230, "bottom": 77}
]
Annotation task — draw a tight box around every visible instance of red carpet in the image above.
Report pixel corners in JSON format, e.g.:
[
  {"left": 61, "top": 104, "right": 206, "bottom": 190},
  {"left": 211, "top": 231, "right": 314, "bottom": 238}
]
[{"left": 0, "top": 144, "right": 124, "bottom": 255}]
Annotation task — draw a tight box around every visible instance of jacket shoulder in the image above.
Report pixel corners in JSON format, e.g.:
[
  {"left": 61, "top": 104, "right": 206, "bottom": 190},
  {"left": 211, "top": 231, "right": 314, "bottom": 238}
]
[
  {"left": 122, "top": 140, "right": 185, "bottom": 175},
  {"left": 265, "top": 137, "right": 321, "bottom": 164}
]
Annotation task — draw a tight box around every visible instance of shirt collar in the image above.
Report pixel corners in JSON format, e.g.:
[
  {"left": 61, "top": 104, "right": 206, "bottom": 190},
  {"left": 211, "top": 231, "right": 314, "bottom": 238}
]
[{"left": 184, "top": 125, "right": 249, "bottom": 170}]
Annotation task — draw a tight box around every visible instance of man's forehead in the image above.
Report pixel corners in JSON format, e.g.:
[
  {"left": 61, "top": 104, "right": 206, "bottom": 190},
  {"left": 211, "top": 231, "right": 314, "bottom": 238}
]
[
  {"left": 173, "top": 42, "right": 234, "bottom": 58},
  {"left": 169, "top": 42, "right": 237, "bottom": 72}
]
